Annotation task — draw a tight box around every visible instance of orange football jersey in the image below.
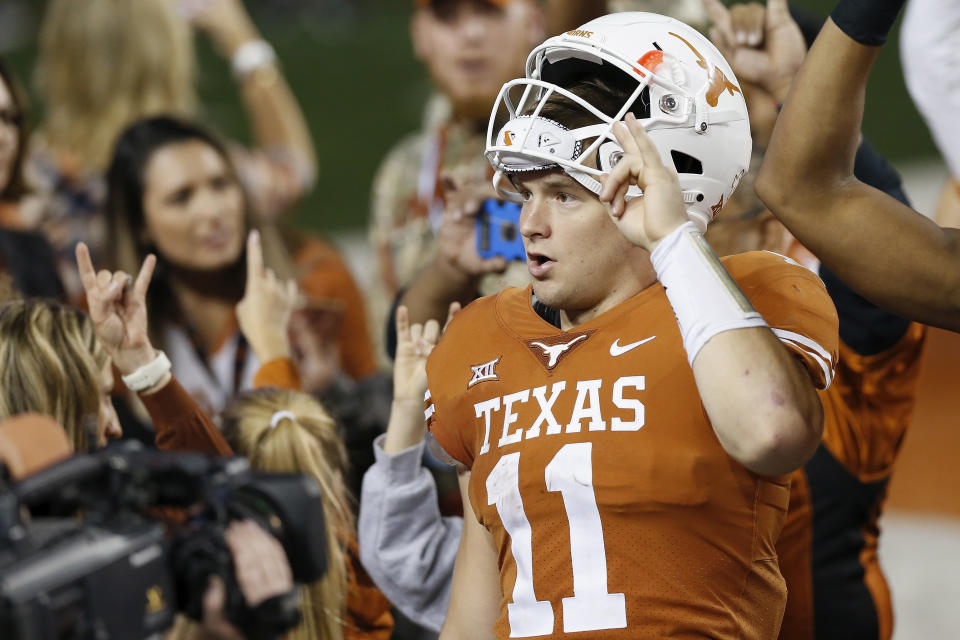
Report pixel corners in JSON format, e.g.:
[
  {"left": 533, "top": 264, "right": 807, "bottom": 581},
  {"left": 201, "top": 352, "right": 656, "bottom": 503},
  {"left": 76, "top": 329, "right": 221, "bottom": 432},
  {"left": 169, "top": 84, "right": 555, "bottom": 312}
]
[
  {"left": 777, "top": 322, "right": 927, "bottom": 640},
  {"left": 426, "top": 251, "right": 839, "bottom": 639}
]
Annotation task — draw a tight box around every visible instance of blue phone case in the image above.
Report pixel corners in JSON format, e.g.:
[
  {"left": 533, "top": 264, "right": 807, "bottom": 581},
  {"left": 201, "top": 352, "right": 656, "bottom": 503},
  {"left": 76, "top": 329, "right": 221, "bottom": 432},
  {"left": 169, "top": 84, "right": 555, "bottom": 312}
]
[{"left": 476, "top": 199, "right": 526, "bottom": 262}]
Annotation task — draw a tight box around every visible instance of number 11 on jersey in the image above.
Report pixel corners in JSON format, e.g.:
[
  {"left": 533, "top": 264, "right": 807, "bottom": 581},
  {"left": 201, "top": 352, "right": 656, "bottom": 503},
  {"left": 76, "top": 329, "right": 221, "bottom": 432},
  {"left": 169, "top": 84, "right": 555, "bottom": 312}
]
[{"left": 486, "top": 442, "right": 627, "bottom": 637}]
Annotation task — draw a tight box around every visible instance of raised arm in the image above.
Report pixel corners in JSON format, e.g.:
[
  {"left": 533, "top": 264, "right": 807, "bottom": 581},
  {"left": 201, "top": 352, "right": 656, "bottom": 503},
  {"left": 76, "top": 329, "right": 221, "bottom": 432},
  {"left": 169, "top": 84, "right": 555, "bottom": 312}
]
[
  {"left": 75, "top": 242, "right": 233, "bottom": 456},
  {"left": 359, "top": 304, "right": 463, "bottom": 632},
  {"left": 754, "top": 0, "right": 960, "bottom": 330},
  {"left": 601, "top": 115, "right": 825, "bottom": 476},
  {"left": 190, "top": 0, "right": 317, "bottom": 216}
]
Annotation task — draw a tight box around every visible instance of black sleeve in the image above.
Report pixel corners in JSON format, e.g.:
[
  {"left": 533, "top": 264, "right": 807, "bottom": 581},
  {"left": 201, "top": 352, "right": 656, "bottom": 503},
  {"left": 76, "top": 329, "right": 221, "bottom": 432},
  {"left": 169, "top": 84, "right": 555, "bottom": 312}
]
[
  {"left": 820, "top": 138, "right": 911, "bottom": 355},
  {"left": 383, "top": 288, "right": 405, "bottom": 362},
  {"left": 0, "top": 228, "right": 65, "bottom": 300}
]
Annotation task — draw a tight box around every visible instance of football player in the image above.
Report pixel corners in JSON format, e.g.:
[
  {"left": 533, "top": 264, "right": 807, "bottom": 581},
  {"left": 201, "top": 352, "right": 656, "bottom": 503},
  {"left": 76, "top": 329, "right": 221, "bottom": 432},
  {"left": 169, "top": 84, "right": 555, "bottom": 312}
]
[
  {"left": 756, "top": 0, "right": 960, "bottom": 332},
  {"left": 702, "top": 1, "right": 927, "bottom": 638},
  {"left": 425, "top": 13, "right": 838, "bottom": 639}
]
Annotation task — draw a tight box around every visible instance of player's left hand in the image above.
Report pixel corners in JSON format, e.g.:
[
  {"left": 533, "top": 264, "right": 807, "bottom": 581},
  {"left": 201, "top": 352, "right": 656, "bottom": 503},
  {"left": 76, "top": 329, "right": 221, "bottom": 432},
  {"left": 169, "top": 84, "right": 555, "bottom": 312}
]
[{"left": 598, "top": 113, "right": 688, "bottom": 251}]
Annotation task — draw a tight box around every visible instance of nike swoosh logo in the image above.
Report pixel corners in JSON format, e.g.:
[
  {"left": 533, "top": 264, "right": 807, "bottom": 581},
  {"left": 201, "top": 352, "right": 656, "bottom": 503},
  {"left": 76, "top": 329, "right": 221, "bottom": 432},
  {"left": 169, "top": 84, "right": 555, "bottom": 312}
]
[{"left": 610, "top": 336, "right": 656, "bottom": 356}]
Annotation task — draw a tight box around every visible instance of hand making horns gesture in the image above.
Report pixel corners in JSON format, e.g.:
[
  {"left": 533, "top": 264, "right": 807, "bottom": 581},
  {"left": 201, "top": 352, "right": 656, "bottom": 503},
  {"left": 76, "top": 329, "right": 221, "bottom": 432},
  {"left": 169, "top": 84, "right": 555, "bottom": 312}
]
[{"left": 76, "top": 242, "right": 159, "bottom": 376}]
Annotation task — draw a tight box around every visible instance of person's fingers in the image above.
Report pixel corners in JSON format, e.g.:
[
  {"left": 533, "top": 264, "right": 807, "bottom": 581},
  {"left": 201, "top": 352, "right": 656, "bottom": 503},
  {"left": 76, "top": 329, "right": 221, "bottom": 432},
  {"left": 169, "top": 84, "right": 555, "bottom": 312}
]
[
  {"left": 709, "top": 25, "right": 733, "bottom": 54},
  {"left": 96, "top": 269, "right": 113, "bottom": 290},
  {"left": 75, "top": 243, "right": 98, "bottom": 291},
  {"left": 133, "top": 254, "right": 156, "bottom": 299},
  {"left": 624, "top": 113, "right": 669, "bottom": 173},
  {"left": 478, "top": 256, "right": 509, "bottom": 274},
  {"left": 396, "top": 305, "right": 410, "bottom": 345},
  {"left": 599, "top": 155, "right": 640, "bottom": 212},
  {"left": 106, "top": 271, "right": 129, "bottom": 301},
  {"left": 285, "top": 279, "right": 302, "bottom": 308},
  {"left": 598, "top": 154, "right": 635, "bottom": 205},
  {"left": 203, "top": 575, "right": 226, "bottom": 619},
  {"left": 730, "top": 3, "right": 765, "bottom": 46},
  {"left": 422, "top": 318, "right": 441, "bottom": 347},
  {"left": 729, "top": 48, "right": 770, "bottom": 84},
  {"left": 409, "top": 321, "right": 424, "bottom": 349},
  {"left": 701, "top": 0, "right": 735, "bottom": 44},
  {"left": 245, "top": 230, "right": 263, "bottom": 288},
  {"left": 611, "top": 119, "right": 642, "bottom": 156},
  {"left": 612, "top": 179, "right": 631, "bottom": 219},
  {"left": 443, "top": 302, "right": 461, "bottom": 333},
  {"left": 264, "top": 268, "right": 277, "bottom": 290},
  {"left": 766, "top": 0, "right": 791, "bottom": 25},
  {"left": 225, "top": 520, "right": 291, "bottom": 606}
]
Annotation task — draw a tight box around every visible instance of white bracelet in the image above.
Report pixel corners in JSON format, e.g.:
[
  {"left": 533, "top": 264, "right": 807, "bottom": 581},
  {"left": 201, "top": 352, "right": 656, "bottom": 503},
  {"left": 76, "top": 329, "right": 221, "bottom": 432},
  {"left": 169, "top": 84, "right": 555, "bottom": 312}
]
[
  {"left": 231, "top": 39, "right": 277, "bottom": 78},
  {"left": 651, "top": 222, "right": 768, "bottom": 364},
  {"left": 121, "top": 350, "right": 172, "bottom": 392}
]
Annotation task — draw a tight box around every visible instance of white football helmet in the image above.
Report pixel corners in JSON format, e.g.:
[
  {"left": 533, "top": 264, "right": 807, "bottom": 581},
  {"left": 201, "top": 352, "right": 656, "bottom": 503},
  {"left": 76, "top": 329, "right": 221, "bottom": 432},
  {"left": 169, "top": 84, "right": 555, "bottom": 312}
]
[{"left": 484, "top": 12, "right": 752, "bottom": 231}]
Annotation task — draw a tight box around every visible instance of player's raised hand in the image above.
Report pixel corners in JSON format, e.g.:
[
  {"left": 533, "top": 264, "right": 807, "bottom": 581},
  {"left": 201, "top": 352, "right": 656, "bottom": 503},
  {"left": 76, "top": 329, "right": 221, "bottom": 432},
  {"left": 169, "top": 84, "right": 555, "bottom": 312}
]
[
  {"left": 701, "top": 0, "right": 806, "bottom": 102},
  {"left": 598, "top": 113, "right": 688, "bottom": 251},
  {"left": 75, "top": 242, "right": 158, "bottom": 374},
  {"left": 236, "top": 229, "right": 301, "bottom": 363}
]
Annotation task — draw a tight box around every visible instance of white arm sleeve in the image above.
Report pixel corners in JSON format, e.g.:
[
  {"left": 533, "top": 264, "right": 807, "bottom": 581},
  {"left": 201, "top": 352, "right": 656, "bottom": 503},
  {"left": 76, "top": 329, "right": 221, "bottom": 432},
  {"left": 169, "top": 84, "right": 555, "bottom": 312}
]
[{"left": 901, "top": 0, "right": 960, "bottom": 179}]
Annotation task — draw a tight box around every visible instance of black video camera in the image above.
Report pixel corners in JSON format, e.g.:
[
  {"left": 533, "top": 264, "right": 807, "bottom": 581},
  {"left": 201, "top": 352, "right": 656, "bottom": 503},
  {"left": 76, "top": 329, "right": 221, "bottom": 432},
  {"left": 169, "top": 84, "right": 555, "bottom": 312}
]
[{"left": 0, "top": 442, "right": 328, "bottom": 640}]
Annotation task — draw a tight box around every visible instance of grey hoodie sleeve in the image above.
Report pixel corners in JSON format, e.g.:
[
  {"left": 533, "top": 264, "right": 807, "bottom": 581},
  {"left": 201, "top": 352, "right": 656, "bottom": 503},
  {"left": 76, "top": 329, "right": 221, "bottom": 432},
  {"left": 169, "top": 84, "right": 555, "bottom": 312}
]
[{"left": 358, "top": 434, "right": 464, "bottom": 633}]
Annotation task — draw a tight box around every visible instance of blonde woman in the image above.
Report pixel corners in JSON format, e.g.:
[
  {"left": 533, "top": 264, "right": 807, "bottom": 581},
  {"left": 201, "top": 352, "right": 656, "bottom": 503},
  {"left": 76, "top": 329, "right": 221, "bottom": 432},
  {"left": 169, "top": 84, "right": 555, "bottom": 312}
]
[
  {"left": 0, "top": 298, "right": 121, "bottom": 452},
  {"left": 27, "top": 0, "right": 316, "bottom": 296},
  {"left": 221, "top": 389, "right": 351, "bottom": 640}
]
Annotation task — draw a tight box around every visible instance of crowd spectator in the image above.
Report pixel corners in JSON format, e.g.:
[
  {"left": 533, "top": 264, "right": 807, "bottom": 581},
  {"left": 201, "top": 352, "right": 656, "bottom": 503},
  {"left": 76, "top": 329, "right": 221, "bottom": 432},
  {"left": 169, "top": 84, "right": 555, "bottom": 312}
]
[{"left": 0, "top": 59, "right": 64, "bottom": 302}]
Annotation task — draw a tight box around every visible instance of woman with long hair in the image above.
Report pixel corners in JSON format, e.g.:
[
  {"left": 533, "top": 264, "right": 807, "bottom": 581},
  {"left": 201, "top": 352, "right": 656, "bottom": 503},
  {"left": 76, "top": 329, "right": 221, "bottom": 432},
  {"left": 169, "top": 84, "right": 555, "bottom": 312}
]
[
  {"left": 29, "top": 0, "right": 315, "bottom": 271},
  {"left": 0, "top": 58, "right": 63, "bottom": 301},
  {"left": 29, "top": 0, "right": 377, "bottom": 384},
  {"left": 222, "top": 388, "right": 354, "bottom": 640},
  {"left": 0, "top": 298, "right": 119, "bottom": 452},
  {"left": 105, "top": 116, "right": 299, "bottom": 415}
]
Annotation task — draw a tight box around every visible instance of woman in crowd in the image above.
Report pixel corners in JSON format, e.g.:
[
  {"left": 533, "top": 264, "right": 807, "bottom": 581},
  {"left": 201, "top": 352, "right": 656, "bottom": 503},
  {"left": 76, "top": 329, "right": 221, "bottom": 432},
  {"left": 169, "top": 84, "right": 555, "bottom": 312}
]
[
  {"left": 27, "top": 0, "right": 377, "bottom": 383},
  {"left": 0, "top": 59, "right": 63, "bottom": 302},
  {"left": 0, "top": 299, "right": 118, "bottom": 452},
  {"left": 27, "top": 0, "right": 315, "bottom": 267},
  {"left": 222, "top": 388, "right": 372, "bottom": 640},
  {"left": 105, "top": 116, "right": 290, "bottom": 415}
]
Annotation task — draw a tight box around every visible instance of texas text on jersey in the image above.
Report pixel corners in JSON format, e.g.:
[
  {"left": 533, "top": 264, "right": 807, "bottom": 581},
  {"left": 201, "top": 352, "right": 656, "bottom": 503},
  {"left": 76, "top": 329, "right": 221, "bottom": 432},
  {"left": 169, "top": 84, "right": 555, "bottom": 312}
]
[{"left": 425, "top": 251, "right": 839, "bottom": 639}]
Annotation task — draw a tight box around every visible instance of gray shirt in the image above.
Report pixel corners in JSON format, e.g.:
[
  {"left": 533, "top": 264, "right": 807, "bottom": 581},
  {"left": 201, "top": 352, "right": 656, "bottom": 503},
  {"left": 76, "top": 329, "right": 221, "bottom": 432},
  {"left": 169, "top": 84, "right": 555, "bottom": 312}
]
[{"left": 358, "top": 434, "right": 462, "bottom": 633}]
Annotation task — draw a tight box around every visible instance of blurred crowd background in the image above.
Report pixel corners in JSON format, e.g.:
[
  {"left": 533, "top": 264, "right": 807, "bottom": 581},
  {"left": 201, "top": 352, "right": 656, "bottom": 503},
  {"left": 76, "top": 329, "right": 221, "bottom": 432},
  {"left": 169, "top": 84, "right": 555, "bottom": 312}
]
[
  {"left": 0, "top": 1, "right": 957, "bottom": 637},
  {"left": 0, "top": 0, "right": 941, "bottom": 234}
]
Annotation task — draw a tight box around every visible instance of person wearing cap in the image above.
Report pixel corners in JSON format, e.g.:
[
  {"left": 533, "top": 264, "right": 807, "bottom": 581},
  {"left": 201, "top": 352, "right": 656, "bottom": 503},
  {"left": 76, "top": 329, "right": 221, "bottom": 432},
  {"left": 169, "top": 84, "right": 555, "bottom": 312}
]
[{"left": 367, "top": 0, "right": 547, "bottom": 354}]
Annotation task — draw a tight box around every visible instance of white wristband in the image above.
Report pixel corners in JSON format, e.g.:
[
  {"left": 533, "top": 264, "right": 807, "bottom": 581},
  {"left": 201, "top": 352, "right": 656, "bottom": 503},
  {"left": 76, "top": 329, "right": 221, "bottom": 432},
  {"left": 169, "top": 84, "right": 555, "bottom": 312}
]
[
  {"left": 121, "top": 350, "right": 172, "bottom": 392},
  {"left": 231, "top": 39, "right": 277, "bottom": 78},
  {"left": 651, "top": 222, "right": 768, "bottom": 364}
]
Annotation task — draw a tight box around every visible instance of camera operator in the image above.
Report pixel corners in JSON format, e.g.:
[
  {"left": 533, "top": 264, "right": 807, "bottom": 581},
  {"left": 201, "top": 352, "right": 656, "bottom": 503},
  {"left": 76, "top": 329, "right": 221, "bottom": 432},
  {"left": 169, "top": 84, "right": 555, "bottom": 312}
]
[
  {"left": 195, "top": 520, "right": 295, "bottom": 640},
  {"left": 0, "top": 415, "right": 298, "bottom": 640}
]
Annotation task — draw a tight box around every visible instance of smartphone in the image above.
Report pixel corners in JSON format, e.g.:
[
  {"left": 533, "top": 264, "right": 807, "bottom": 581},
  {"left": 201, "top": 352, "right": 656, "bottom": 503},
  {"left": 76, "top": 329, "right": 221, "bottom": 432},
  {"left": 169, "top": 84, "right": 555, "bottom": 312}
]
[{"left": 476, "top": 199, "right": 526, "bottom": 262}]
